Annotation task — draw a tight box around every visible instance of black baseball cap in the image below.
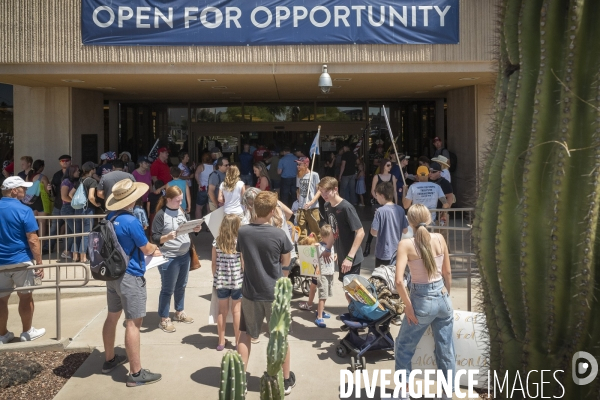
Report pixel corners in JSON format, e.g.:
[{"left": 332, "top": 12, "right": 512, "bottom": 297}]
[
  {"left": 58, "top": 154, "right": 72, "bottom": 161},
  {"left": 429, "top": 162, "right": 442, "bottom": 172},
  {"left": 138, "top": 155, "right": 150, "bottom": 164}
]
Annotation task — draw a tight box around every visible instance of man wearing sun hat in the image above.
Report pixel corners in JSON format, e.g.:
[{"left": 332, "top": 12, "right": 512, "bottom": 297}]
[
  {"left": 0, "top": 176, "right": 46, "bottom": 344},
  {"left": 100, "top": 179, "right": 163, "bottom": 386},
  {"left": 402, "top": 165, "right": 449, "bottom": 222},
  {"left": 431, "top": 155, "right": 451, "bottom": 182},
  {"left": 150, "top": 147, "right": 171, "bottom": 184}
]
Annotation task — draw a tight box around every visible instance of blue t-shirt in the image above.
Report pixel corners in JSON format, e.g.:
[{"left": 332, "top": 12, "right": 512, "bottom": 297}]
[
  {"left": 0, "top": 198, "right": 39, "bottom": 265},
  {"left": 371, "top": 204, "right": 409, "bottom": 260},
  {"left": 168, "top": 179, "right": 188, "bottom": 210},
  {"left": 279, "top": 153, "right": 298, "bottom": 178},
  {"left": 107, "top": 211, "right": 148, "bottom": 277},
  {"left": 239, "top": 151, "right": 254, "bottom": 175}
]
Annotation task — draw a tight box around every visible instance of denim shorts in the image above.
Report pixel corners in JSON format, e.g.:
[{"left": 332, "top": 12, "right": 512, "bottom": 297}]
[
  {"left": 216, "top": 288, "right": 242, "bottom": 300},
  {"left": 196, "top": 190, "right": 208, "bottom": 206}
]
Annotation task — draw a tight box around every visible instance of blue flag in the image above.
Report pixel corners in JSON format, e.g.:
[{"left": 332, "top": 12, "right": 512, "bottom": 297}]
[{"left": 310, "top": 130, "right": 320, "bottom": 156}]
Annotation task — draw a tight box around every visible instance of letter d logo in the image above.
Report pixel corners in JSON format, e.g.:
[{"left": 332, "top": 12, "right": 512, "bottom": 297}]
[{"left": 572, "top": 351, "right": 598, "bottom": 385}]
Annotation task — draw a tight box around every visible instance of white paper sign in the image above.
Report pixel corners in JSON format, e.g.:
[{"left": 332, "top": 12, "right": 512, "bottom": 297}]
[
  {"left": 208, "top": 288, "right": 234, "bottom": 324},
  {"left": 176, "top": 218, "right": 204, "bottom": 236},
  {"left": 204, "top": 207, "right": 225, "bottom": 238},
  {"left": 410, "top": 310, "right": 488, "bottom": 388}
]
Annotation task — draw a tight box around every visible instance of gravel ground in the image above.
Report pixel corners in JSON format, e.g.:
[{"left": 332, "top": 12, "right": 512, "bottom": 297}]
[{"left": 0, "top": 351, "right": 89, "bottom": 400}]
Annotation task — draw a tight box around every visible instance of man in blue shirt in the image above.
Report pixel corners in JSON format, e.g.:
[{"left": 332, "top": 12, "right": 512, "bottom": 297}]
[
  {"left": 277, "top": 146, "right": 298, "bottom": 208},
  {"left": 0, "top": 177, "right": 46, "bottom": 344},
  {"left": 101, "top": 179, "right": 163, "bottom": 387},
  {"left": 239, "top": 143, "right": 254, "bottom": 186}
]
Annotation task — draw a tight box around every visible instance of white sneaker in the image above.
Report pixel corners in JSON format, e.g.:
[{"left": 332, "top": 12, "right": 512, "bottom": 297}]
[
  {"left": 20, "top": 327, "right": 46, "bottom": 341},
  {"left": 0, "top": 331, "right": 15, "bottom": 344}
]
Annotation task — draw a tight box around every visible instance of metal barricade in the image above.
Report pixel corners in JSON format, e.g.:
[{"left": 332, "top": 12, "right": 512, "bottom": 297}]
[
  {"left": 35, "top": 214, "right": 106, "bottom": 282},
  {"left": 0, "top": 262, "right": 89, "bottom": 341}
]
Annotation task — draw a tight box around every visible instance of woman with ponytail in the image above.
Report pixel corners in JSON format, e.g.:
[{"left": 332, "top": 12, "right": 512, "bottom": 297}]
[{"left": 392, "top": 203, "right": 454, "bottom": 400}]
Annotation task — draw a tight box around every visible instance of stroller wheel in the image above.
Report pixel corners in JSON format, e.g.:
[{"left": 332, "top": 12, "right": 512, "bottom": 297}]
[
  {"left": 350, "top": 356, "right": 356, "bottom": 372},
  {"left": 340, "top": 324, "right": 349, "bottom": 332},
  {"left": 301, "top": 279, "right": 310, "bottom": 296},
  {"left": 360, "top": 356, "right": 367, "bottom": 370},
  {"left": 336, "top": 344, "right": 348, "bottom": 358}
]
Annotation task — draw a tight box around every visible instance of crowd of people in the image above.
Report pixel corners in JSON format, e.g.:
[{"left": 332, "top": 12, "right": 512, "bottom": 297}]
[{"left": 0, "top": 136, "right": 457, "bottom": 398}]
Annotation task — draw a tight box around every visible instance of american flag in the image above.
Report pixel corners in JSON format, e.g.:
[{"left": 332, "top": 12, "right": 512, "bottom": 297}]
[{"left": 147, "top": 139, "right": 160, "bottom": 162}]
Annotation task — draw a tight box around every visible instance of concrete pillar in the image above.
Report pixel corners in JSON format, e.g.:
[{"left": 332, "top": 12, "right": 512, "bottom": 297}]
[
  {"left": 108, "top": 101, "right": 119, "bottom": 152},
  {"left": 13, "top": 85, "right": 103, "bottom": 167}
]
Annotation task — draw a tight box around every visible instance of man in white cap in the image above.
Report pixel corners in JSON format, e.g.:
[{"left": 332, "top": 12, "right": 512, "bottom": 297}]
[
  {"left": 0, "top": 177, "right": 46, "bottom": 344},
  {"left": 100, "top": 179, "right": 163, "bottom": 386}
]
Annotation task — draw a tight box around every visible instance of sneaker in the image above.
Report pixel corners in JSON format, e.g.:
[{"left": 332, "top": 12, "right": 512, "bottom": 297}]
[
  {"left": 102, "top": 354, "right": 128, "bottom": 374},
  {"left": 126, "top": 369, "right": 162, "bottom": 387},
  {"left": 0, "top": 331, "right": 14, "bottom": 344},
  {"left": 20, "top": 327, "right": 46, "bottom": 341},
  {"left": 60, "top": 251, "right": 72, "bottom": 259},
  {"left": 314, "top": 318, "right": 326, "bottom": 328},
  {"left": 172, "top": 311, "right": 194, "bottom": 324},
  {"left": 284, "top": 371, "right": 296, "bottom": 395},
  {"left": 315, "top": 311, "right": 331, "bottom": 319},
  {"left": 158, "top": 318, "right": 176, "bottom": 333},
  {"left": 251, "top": 337, "right": 260, "bottom": 344}
]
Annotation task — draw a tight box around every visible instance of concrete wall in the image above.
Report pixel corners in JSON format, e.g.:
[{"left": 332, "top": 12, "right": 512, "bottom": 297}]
[
  {"left": 14, "top": 86, "right": 103, "bottom": 166},
  {"left": 0, "top": 0, "right": 499, "bottom": 65},
  {"left": 446, "top": 84, "right": 494, "bottom": 207}
]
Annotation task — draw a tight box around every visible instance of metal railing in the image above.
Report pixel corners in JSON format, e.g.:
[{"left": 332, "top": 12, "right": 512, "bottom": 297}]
[
  {"left": 0, "top": 262, "right": 89, "bottom": 341},
  {"left": 35, "top": 214, "right": 106, "bottom": 282}
]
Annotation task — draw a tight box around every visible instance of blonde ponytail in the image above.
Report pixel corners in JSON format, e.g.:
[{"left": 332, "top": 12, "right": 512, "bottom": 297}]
[{"left": 407, "top": 204, "right": 437, "bottom": 279}]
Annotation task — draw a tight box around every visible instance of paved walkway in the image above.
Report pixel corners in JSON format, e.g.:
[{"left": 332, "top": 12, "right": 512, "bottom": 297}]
[{"left": 3, "top": 219, "right": 480, "bottom": 399}]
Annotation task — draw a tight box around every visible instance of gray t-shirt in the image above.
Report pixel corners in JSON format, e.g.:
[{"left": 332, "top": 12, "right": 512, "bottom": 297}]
[
  {"left": 208, "top": 170, "right": 225, "bottom": 202},
  {"left": 296, "top": 171, "right": 320, "bottom": 209},
  {"left": 371, "top": 204, "right": 409, "bottom": 260},
  {"left": 236, "top": 223, "right": 293, "bottom": 301},
  {"left": 324, "top": 199, "right": 364, "bottom": 267},
  {"left": 151, "top": 207, "right": 190, "bottom": 258},
  {"left": 98, "top": 171, "right": 136, "bottom": 200}
]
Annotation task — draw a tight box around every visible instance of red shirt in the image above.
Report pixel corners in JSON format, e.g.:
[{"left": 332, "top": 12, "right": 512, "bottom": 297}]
[
  {"left": 253, "top": 146, "right": 267, "bottom": 163},
  {"left": 256, "top": 177, "right": 270, "bottom": 192},
  {"left": 150, "top": 159, "right": 172, "bottom": 184}
]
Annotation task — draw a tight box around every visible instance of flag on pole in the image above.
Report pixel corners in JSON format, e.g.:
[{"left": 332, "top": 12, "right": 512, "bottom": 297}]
[
  {"left": 147, "top": 139, "right": 160, "bottom": 162},
  {"left": 309, "top": 128, "right": 321, "bottom": 156}
]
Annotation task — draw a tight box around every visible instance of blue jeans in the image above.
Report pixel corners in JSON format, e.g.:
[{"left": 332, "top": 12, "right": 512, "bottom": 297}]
[
  {"left": 46, "top": 206, "right": 64, "bottom": 251},
  {"left": 340, "top": 174, "right": 356, "bottom": 204},
  {"left": 394, "top": 279, "right": 455, "bottom": 390},
  {"left": 280, "top": 177, "right": 296, "bottom": 208},
  {"left": 158, "top": 252, "right": 191, "bottom": 318},
  {"left": 77, "top": 207, "right": 94, "bottom": 253},
  {"left": 61, "top": 203, "right": 75, "bottom": 253}
]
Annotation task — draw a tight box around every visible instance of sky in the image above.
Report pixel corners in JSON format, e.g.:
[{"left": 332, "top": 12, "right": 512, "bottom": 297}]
[{"left": 0, "top": 84, "right": 13, "bottom": 106}]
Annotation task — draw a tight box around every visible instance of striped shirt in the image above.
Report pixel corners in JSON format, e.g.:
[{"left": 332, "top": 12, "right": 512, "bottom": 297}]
[{"left": 212, "top": 240, "right": 243, "bottom": 290}]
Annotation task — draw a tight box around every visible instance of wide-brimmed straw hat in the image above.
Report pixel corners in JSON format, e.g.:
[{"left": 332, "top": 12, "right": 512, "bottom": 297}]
[
  {"left": 431, "top": 155, "right": 450, "bottom": 169},
  {"left": 105, "top": 179, "right": 149, "bottom": 211}
]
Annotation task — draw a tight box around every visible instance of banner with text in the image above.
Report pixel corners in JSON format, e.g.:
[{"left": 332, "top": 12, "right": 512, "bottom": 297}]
[{"left": 82, "top": 0, "right": 459, "bottom": 46}]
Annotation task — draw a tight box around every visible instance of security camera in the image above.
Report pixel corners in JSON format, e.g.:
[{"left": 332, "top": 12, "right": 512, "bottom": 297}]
[{"left": 318, "top": 64, "right": 332, "bottom": 94}]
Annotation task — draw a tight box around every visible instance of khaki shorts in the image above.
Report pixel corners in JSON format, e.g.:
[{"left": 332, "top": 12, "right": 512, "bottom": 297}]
[
  {"left": 239, "top": 297, "right": 272, "bottom": 339},
  {"left": 317, "top": 275, "right": 334, "bottom": 299},
  {"left": 0, "top": 262, "right": 35, "bottom": 297},
  {"left": 208, "top": 200, "right": 218, "bottom": 212},
  {"left": 106, "top": 273, "right": 147, "bottom": 320}
]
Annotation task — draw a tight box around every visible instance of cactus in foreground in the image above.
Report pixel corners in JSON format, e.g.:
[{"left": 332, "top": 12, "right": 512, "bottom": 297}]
[
  {"left": 219, "top": 350, "right": 246, "bottom": 400},
  {"left": 474, "top": 0, "right": 600, "bottom": 398},
  {"left": 260, "top": 278, "right": 292, "bottom": 400}
]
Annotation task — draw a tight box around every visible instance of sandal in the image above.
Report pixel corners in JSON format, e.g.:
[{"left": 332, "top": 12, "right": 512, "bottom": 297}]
[
  {"left": 299, "top": 302, "right": 313, "bottom": 311},
  {"left": 315, "top": 311, "right": 331, "bottom": 319},
  {"left": 314, "top": 318, "right": 326, "bottom": 328},
  {"left": 60, "top": 251, "right": 71, "bottom": 259}
]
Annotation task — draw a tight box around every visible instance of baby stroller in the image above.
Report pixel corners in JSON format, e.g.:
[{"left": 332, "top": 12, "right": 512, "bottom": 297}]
[
  {"left": 336, "top": 263, "right": 408, "bottom": 371},
  {"left": 285, "top": 221, "right": 312, "bottom": 296}
]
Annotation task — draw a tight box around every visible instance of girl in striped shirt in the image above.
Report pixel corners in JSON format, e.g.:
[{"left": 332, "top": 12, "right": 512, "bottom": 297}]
[{"left": 212, "top": 214, "right": 244, "bottom": 351}]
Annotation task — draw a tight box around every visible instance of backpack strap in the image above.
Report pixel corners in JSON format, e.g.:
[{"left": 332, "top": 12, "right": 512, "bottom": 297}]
[{"left": 107, "top": 210, "right": 141, "bottom": 259}]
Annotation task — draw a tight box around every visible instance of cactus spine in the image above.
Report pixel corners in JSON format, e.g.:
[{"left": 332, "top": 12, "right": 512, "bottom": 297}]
[
  {"left": 260, "top": 278, "right": 292, "bottom": 400},
  {"left": 219, "top": 350, "right": 246, "bottom": 400},
  {"left": 475, "top": 0, "right": 600, "bottom": 398}
]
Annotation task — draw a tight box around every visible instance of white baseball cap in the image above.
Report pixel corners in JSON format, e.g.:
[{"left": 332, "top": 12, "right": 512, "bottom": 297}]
[{"left": 1, "top": 176, "right": 33, "bottom": 190}]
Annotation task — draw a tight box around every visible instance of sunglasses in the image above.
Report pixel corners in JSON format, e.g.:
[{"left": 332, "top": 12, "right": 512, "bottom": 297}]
[
  {"left": 222, "top": 164, "right": 230, "bottom": 167},
  {"left": 429, "top": 170, "right": 440, "bottom": 173}
]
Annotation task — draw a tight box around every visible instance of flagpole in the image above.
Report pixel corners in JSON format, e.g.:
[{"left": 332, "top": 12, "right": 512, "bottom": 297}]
[
  {"left": 309, "top": 125, "right": 320, "bottom": 180},
  {"left": 382, "top": 106, "right": 406, "bottom": 186},
  {"left": 148, "top": 139, "right": 160, "bottom": 161}
]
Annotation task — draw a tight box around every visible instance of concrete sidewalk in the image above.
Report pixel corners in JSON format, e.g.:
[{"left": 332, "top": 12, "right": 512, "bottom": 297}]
[{"left": 46, "top": 225, "right": 480, "bottom": 400}]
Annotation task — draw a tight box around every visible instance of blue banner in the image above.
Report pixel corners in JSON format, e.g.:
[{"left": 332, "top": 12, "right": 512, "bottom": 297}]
[{"left": 82, "top": 0, "right": 459, "bottom": 46}]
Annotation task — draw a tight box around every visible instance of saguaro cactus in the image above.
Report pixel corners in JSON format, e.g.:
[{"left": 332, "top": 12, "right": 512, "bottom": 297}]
[
  {"left": 219, "top": 350, "right": 246, "bottom": 400},
  {"left": 474, "top": 0, "right": 600, "bottom": 398},
  {"left": 260, "top": 278, "right": 292, "bottom": 400}
]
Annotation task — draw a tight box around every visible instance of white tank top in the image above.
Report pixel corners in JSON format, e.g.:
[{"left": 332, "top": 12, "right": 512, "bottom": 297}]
[{"left": 199, "top": 163, "right": 213, "bottom": 187}]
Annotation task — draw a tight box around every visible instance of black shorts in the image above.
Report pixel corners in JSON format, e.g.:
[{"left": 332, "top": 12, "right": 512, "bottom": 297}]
[
  {"left": 28, "top": 196, "right": 44, "bottom": 213},
  {"left": 338, "top": 262, "right": 361, "bottom": 282}
]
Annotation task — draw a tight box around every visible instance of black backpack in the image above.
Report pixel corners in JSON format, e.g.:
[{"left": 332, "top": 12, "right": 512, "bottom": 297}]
[
  {"left": 87, "top": 211, "right": 134, "bottom": 281},
  {"left": 445, "top": 148, "right": 458, "bottom": 173}
]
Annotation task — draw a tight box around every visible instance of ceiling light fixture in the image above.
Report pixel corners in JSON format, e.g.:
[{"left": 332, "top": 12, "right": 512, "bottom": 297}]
[
  {"left": 432, "top": 85, "right": 451, "bottom": 88},
  {"left": 212, "top": 86, "right": 228, "bottom": 89},
  {"left": 97, "top": 87, "right": 116, "bottom": 90},
  {"left": 198, "top": 79, "right": 217, "bottom": 82},
  {"left": 62, "top": 79, "right": 84, "bottom": 83},
  {"left": 334, "top": 78, "right": 352, "bottom": 81},
  {"left": 458, "top": 77, "right": 480, "bottom": 81},
  {"left": 415, "top": 91, "right": 429, "bottom": 93}
]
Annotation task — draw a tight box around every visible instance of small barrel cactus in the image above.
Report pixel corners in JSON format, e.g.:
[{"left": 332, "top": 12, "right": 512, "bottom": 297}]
[
  {"left": 219, "top": 350, "right": 246, "bottom": 400},
  {"left": 260, "top": 278, "right": 292, "bottom": 400}
]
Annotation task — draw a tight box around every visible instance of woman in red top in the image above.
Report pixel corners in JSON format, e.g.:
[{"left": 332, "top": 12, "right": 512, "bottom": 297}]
[{"left": 253, "top": 162, "right": 271, "bottom": 191}]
